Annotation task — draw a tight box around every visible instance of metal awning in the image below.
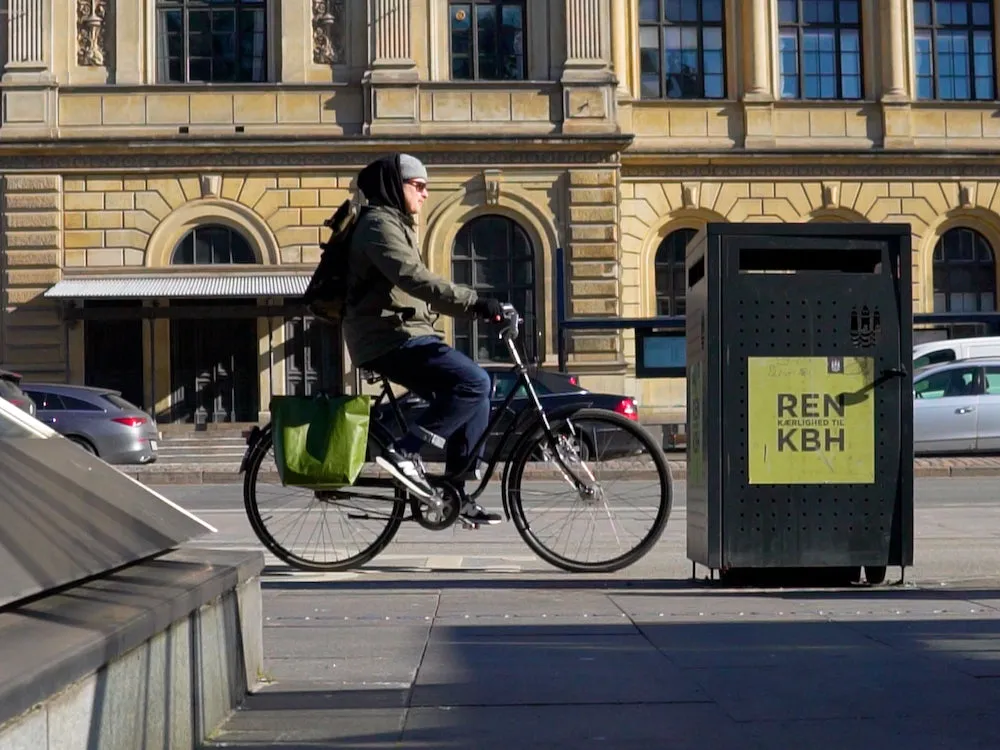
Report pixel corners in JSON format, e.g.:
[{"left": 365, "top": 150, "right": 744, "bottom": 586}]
[{"left": 44, "top": 272, "right": 312, "bottom": 300}]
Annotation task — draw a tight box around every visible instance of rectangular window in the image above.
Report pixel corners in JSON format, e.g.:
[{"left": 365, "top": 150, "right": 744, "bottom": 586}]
[
  {"left": 915, "top": 0, "right": 995, "bottom": 100},
  {"left": 778, "top": 0, "right": 862, "bottom": 99},
  {"left": 449, "top": 1, "right": 526, "bottom": 81},
  {"left": 155, "top": 0, "right": 267, "bottom": 83},
  {"left": 638, "top": 0, "right": 726, "bottom": 99}
]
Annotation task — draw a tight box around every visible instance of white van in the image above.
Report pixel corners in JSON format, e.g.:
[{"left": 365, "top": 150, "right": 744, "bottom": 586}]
[{"left": 913, "top": 336, "right": 1000, "bottom": 370}]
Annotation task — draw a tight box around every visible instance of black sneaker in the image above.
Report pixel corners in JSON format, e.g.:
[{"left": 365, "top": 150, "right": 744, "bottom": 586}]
[
  {"left": 376, "top": 446, "right": 435, "bottom": 500},
  {"left": 460, "top": 499, "right": 502, "bottom": 525}
]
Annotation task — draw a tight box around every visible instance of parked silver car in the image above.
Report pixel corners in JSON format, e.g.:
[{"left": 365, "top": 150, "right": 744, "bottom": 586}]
[
  {"left": 20, "top": 383, "right": 159, "bottom": 465},
  {"left": 913, "top": 357, "right": 1000, "bottom": 454}
]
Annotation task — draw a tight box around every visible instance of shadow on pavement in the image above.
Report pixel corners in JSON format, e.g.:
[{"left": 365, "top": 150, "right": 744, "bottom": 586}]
[{"left": 207, "top": 594, "right": 1000, "bottom": 749}]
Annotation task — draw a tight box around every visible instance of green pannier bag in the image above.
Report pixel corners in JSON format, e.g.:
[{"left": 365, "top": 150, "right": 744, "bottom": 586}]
[{"left": 269, "top": 394, "right": 371, "bottom": 488}]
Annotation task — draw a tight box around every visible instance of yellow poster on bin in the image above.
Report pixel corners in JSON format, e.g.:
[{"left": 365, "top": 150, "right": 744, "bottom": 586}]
[{"left": 748, "top": 356, "right": 875, "bottom": 485}]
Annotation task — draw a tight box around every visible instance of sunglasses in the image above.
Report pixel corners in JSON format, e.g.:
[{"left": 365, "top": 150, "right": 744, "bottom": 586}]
[{"left": 406, "top": 179, "right": 429, "bottom": 192}]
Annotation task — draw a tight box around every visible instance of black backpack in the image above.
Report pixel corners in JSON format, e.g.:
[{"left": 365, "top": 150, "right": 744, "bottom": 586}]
[{"left": 301, "top": 199, "right": 363, "bottom": 323}]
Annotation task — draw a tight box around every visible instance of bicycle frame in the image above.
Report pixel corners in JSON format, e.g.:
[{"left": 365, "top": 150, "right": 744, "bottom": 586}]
[{"left": 241, "top": 306, "right": 595, "bottom": 507}]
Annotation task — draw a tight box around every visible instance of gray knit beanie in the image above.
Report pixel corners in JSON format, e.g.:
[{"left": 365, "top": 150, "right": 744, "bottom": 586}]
[{"left": 399, "top": 153, "right": 428, "bottom": 182}]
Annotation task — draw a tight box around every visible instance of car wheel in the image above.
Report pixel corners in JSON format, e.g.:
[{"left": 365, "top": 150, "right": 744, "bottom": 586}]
[{"left": 67, "top": 436, "right": 97, "bottom": 455}]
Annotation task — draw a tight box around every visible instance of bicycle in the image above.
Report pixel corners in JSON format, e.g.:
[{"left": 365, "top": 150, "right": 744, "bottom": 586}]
[{"left": 239, "top": 304, "right": 673, "bottom": 573}]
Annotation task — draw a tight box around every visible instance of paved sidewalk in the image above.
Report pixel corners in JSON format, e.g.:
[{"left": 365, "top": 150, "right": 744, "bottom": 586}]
[
  {"left": 207, "top": 575, "right": 1000, "bottom": 749},
  {"left": 125, "top": 454, "right": 1000, "bottom": 484}
]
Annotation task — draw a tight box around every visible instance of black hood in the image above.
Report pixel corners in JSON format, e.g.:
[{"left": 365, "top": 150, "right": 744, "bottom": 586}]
[{"left": 357, "top": 155, "right": 407, "bottom": 215}]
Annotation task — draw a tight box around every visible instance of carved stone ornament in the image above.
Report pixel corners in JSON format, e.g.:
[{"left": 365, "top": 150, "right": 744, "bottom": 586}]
[
  {"left": 821, "top": 181, "right": 839, "bottom": 208},
  {"left": 483, "top": 170, "right": 502, "bottom": 205},
  {"left": 313, "top": 0, "right": 346, "bottom": 66},
  {"left": 77, "top": 0, "right": 109, "bottom": 67},
  {"left": 200, "top": 174, "right": 222, "bottom": 199},
  {"left": 681, "top": 182, "right": 699, "bottom": 209},
  {"left": 959, "top": 181, "right": 975, "bottom": 208}
]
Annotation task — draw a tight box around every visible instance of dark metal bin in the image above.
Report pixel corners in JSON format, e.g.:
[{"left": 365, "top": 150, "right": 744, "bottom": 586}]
[{"left": 685, "top": 223, "right": 914, "bottom": 584}]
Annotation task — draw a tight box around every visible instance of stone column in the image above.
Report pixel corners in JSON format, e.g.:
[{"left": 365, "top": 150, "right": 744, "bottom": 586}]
[
  {"left": 2, "top": 0, "right": 56, "bottom": 136},
  {"left": 114, "top": 0, "right": 143, "bottom": 83},
  {"left": 4, "top": 0, "right": 50, "bottom": 79},
  {"left": 280, "top": 1, "right": 310, "bottom": 82},
  {"left": 743, "top": 0, "right": 773, "bottom": 100},
  {"left": 562, "top": 0, "right": 616, "bottom": 133},
  {"left": 881, "top": 0, "right": 908, "bottom": 101},
  {"left": 610, "top": 0, "right": 631, "bottom": 97},
  {"left": 0, "top": 175, "right": 64, "bottom": 377},
  {"left": 880, "top": 0, "right": 913, "bottom": 147},
  {"left": 365, "top": 0, "right": 417, "bottom": 81},
  {"left": 563, "top": 0, "right": 612, "bottom": 81}
]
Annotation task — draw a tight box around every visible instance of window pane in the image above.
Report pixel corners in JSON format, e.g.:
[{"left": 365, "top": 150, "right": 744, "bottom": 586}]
[
  {"left": 972, "top": 1, "right": 991, "bottom": 26},
  {"left": 702, "top": 0, "right": 723, "bottom": 23},
  {"left": 779, "top": 32, "right": 799, "bottom": 98},
  {"left": 838, "top": 0, "right": 858, "bottom": 24},
  {"left": 638, "top": 0, "right": 658, "bottom": 22},
  {"left": 778, "top": 0, "right": 797, "bottom": 23}
]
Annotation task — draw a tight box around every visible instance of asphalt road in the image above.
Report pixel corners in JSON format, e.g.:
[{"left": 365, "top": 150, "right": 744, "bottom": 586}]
[{"left": 159, "top": 478, "right": 1000, "bottom": 584}]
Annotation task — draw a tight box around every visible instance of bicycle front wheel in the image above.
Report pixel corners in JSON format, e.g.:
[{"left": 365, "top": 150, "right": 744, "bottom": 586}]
[
  {"left": 243, "top": 428, "right": 407, "bottom": 572},
  {"left": 505, "top": 409, "right": 672, "bottom": 573}
]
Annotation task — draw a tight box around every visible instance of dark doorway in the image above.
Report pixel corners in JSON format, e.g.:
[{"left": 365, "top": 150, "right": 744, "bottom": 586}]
[
  {"left": 284, "top": 315, "right": 341, "bottom": 396},
  {"left": 169, "top": 301, "right": 259, "bottom": 423},
  {"left": 84, "top": 300, "right": 145, "bottom": 410}
]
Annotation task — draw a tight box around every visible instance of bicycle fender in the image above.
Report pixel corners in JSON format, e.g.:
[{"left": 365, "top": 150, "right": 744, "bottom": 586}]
[
  {"left": 239, "top": 424, "right": 270, "bottom": 475},
  {"left": 500, "top": 400, "right": 594, "bottom": 517}
]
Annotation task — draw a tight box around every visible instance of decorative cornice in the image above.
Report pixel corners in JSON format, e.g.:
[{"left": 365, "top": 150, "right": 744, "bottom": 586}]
[
  {"left": 622, "top": 164, "right": 1000, "bottom": 178},
  {"left": 76, "top": 0, "right": 108, "bottom": 67},
  {"left": 312, "top": 0, "right": 346, "bottom": 66},
  {"left": 0, "top": 149, "right": 619, "bottom": 172}
]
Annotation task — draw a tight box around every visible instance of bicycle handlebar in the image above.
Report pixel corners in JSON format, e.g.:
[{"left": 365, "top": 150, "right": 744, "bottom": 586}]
[{"left": 497, "top": 303, "right": 521, "bottom": 341}]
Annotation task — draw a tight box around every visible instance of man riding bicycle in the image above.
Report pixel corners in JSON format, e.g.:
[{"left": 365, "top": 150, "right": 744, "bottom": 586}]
[{"left": 343, "top": 153, "right": 504, "bottom": 526}]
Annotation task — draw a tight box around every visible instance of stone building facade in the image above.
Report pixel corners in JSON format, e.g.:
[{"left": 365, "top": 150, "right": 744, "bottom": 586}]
[{"left": 1, "top": 0, "right": 999, "bottom": 428}]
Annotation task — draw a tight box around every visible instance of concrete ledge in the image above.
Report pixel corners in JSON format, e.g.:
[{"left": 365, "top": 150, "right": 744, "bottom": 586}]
[{"left": 0, "top": 548, "right": 265, "bottom": 749}]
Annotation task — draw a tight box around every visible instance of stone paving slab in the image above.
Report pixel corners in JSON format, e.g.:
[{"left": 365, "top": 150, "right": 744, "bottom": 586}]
[{"left": 208, "top": 579, "right": 1000, "bottom": 750}]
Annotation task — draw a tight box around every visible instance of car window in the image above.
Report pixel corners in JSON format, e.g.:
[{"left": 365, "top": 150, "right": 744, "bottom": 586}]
[
  {"left": 61, "top": 394, "right": 103, "bottom": 411},
  {"left": 914, "top": 367, "right": 980, "bottom": 399},
  {"left": 493, "top": 373, "right": 525, "bottom": 400},
  {"left": 101, "top": 393, "right": 137, "bottom": 411},
  {"left": 25, "top": 391, "right": 65, "bottom": 410},
  {"left": 913, "top": 349, "right": 957, "bottom": 370},
  {"left": 493, "top": 372, "right": 551, "bottom": 400},
  {"left": 984, "top": 367, "right": 1000, "bottom": 395}
]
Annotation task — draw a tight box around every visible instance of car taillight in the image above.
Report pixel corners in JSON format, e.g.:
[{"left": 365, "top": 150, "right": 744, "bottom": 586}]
[
  {"left": 615, "top": 398, "right": 638, "bottom": 421},
  {"left": 112, "top": 416, "right": 147, "bottom": 427},
  {"left": 568, "top": 376, "right": 578, "bottom": 386}
]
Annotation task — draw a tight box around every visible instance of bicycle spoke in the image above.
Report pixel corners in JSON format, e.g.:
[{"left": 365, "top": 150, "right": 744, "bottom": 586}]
[{"left": 507, "top": 410, "right": 671, "bottom": 573}]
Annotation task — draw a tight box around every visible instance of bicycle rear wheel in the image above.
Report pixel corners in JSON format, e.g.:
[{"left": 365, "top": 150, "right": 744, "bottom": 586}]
[
  {"left": 243, "top": 428, "right": 406, "bottom": 572},
  {"left": 505, "top": 409, "right": 672, "bottom": 573}
]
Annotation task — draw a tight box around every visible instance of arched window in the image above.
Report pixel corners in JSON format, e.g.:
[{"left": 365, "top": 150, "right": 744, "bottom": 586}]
[
  {"left": 932, "top": 227, "right": 996, "bottom": 313},
  {"left": 451, "top": 215, "right": 537, "bottom": 362},
  {"left": 170, "top": 225, "right": 257, "bottom": 265},
  {"left": 654, "top": 227, "right": 697, "bottom": 316}
]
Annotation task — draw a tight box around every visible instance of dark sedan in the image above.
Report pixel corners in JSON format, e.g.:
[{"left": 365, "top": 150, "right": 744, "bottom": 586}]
[
  {"left": 370, "top": 364, "right": 641, "bottom": 462},
  {"left": 0, "top": 368, "right": 36, "bottom": 418}
]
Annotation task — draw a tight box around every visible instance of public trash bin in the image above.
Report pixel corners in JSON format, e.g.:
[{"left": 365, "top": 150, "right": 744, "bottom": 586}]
[{"left": 684, "top": 223, "right": 914, "bottom": 585}]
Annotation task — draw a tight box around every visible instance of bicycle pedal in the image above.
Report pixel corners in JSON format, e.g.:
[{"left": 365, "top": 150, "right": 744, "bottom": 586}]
[{"left": 459, "top": 518, "right": 480, "bottom": 530}]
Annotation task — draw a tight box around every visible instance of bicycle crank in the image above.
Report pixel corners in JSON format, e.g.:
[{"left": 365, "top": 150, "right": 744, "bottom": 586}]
[{"left": 410, "top": 484, "right": 461, "bottom": 530}]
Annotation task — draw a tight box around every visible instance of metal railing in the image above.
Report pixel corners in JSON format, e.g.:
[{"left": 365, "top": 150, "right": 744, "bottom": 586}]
[{"left": 554, "top": 246, "right": 1000, "bottom": 374}]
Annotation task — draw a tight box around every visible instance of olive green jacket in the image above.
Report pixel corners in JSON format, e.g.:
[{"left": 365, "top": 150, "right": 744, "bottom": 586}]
[{"left": 342, "top": 205, "right": 479, "bottom": 367}]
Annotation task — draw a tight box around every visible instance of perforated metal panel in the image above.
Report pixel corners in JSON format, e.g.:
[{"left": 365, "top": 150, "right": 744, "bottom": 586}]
[{"left": 686, "top": 224, "right": 914, "bottom": 572}]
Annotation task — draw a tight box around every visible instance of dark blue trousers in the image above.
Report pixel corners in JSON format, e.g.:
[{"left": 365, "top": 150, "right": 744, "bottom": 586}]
[{"left": 365, "top": 336, "right": 491, "bottom": 476}]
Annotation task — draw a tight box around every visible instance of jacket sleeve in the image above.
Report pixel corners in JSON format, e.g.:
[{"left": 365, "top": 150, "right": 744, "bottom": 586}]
[{"left": 359, "top": 212, "right": 479, "bottom": 318}]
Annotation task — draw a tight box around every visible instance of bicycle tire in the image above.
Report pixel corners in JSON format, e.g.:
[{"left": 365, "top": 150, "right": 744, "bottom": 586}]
[
  {"left": 505, "top": 408, "right": 672, "bottom": 573},
  {"left": 243, "top": 428, "right": 406, "bottom": 572}
]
